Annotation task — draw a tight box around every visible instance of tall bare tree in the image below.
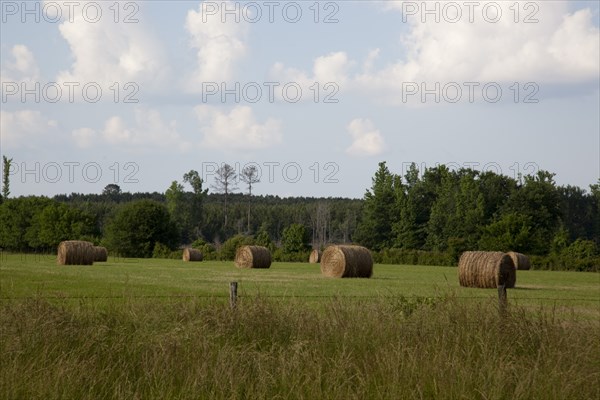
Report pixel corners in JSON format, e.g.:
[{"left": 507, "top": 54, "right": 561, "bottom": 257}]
[
  {"left": 211, "top": 163, "right": 238, "bottom": 229},
  {"left": 311, "top": 202, "right": 330, "bottom": 249},
  {"left": 240, "top": 165, "right": 260, "bottom": 233}
]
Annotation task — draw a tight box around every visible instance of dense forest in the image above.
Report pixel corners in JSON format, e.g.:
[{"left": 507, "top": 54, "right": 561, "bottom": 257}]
[{"left": 1, "top": 158, "right": 598, "bottom": 271}]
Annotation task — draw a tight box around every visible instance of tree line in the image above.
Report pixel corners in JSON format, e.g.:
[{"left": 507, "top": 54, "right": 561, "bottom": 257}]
[
  {"left": 0, "top": 160, "right": 598, "bottom": 270},
  {"left": 353, "top": 162, "right": 599, "bottom": 270}
]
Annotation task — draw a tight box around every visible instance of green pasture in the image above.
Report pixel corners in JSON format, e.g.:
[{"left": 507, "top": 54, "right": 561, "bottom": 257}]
[{"left": 1, "top": 253, "right": 598, "bottom": 315}]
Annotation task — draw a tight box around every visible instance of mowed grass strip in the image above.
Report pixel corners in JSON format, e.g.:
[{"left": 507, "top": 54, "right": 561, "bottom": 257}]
[{"left": 0, "top": 254, "right": 598, "bottom": 311}]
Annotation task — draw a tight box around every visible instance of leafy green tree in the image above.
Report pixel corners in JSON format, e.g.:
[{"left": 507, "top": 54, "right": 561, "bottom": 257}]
[
  {"left": 477, "top": 171, "right": 517, "bottom": 221},
  {"left": 500, "top": 171, "right": 561, "bottom": 254},
  {"left": 165, "top": 180, "right": 186, "bottom": 242},
  {"left": 591, "top": 181, "right": 600, "bottom": 245},
  {"left": 102, "top": 184, "right": 122, "bottom": 199},
  {"left": 558, "top": 185, "right": 595, "bottom": 241},
  {"left": 0, "top": 197, "right": 53, "bottom": 250},
  {"left": 281, "top": 223, "right": 310, "bottom": 254},
  {"left": 425, "top": 168, "right": 456, "bottom": 251},
  {"left": 183, "top": 170, "right": 208, "bottom": 238},
  {"left": 478, "top": 212, "right": 534, "bottom": 252},
  {"left": 104, "top": 200, "right": 177, "bottom": 257},
  {"left": 408, "top": 167, "right": 484, "bottom": 257},
  {"left": 394, "top": 164, "right": 445, "bottom": 250},
  {"left": 255, "top": 229, "right": 272, "bottom": 248},
  {"left": 551, "top": 225, "right": 570, "bottom": 255},
  {"left": 563, "top": 239, "right": 598, "bottom": 260},
  {"left": 354, "top": 162, "right": 399, "bottom": 250},
  {"left": 26, "top": 202, "right": 97, "bottom": 249},
  {"left": 453, "top": 171, "right": 485, "bottom": 249}
]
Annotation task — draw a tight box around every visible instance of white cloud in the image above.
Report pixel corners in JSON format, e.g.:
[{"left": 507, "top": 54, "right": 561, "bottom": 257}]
[
  {"left": 0, "top": 45, "right": 40, "bottom": 84},
  {"left": 346, "top": 118, "right": 385, "bottom": 157},
  {"left": 270, "top": 2, "right": 599, "bottom": 105},
  {"left": 547, "top": 9, "right": 600, "bottom": 79},
  {"left": 71, "top": 109, "right": 190, "bottom": 152},
  {"left": 99, "top": 108, "right": 190, "bottom": 152},
  {"left": 71, "top": 127, "right": 97, "bottom": 149},
  {"left": 361, "top": 1, "right": 599, "bottom": 86},
  {"left": 195, "top": 105, "right": 282, "bottom": 150},
  {"left": 313, "top": 52, "right": 352, "bottom": 84},
  {"left": 0, "top": 110, "right": 58, "bottom": 148},
  {"left": 102, "top": 116, "right": 132, "bottom": 145},
  {"left": 269, "top": 52, "right": 352, "bottom": 101},
  {"left": 50, "top": 1, "right": 168, "bottom": 90},
  {"left": 185, "top": 1, "right": 248, "bottom": 88}
]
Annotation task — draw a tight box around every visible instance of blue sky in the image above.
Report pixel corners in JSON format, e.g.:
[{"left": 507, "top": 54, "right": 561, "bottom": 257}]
[{"left": 1, "top": 0, "right": 599, "bottom": 198}]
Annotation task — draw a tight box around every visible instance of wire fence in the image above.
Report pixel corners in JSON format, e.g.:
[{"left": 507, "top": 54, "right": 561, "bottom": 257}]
[{"left": 0, "top": 293, "right": 597, "bottom": 302}]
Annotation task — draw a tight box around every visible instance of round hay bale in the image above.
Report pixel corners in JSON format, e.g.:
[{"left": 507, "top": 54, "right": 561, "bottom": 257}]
[
  {"left": 320, "top": 245, "right": 373, "bottom": 278},
  {"left": 57, "top": 240, "right": 94, "bottom": 265},
  {"left": 183, "top": 248, "right": 203, "bottom": 262},
  {"left": 309, "top": 249, "right": 321, "bottom": 264},
  {"left": 93, "top": 246, "right": 108, "bottom": 262},
  {"left": 507, "top": 251, "right": 530, "bottom": 270},
  {"left": 234, "top": 245, "right": 271, "bottom": 269},
  {"left": 458, "top": 251, "right": 516, "bottom": 288}
]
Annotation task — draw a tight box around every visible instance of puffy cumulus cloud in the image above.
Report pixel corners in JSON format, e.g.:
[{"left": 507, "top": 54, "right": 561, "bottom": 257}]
[
  {"left": 359, "top": 1, "right": 599, "bottom": 87},
  {"left": 547, "top": 8, "right": 600, "bottom": 79},
  {"left": 270, "top": 2, "right": 599, "bottom": 105},
  {"left": 0, "top": 110, "right": 58, "bottom": 148},
  {"left": 0, "top": 45, "right": 40, "bottom": 84},
  {"left": 269, "top": 52, "right": 352, "bottom": 101},
  {"left": 46, "top": 1, "right": 168, "bottom": 91},
  {"left": 313, "top": 52, "right": 352, "bottom": 84},
  {"left": 185, "top": 1, "right": 248, "bottom": 88},
  {"left": 346, "top": 118, "right": 385, "bottom": 157},
  {"left": 98, "top": 108, "right": 190, "bottom": 152},
  {"left": 195, "top": 105, "right": 282, "bottom": 151}
]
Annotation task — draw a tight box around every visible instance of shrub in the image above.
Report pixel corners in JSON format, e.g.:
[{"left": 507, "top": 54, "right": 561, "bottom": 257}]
[
  {"left": 281, "top": 224, "right": 310, "bottom": 254},
  {"left": 219, "top": 235, "right": 255, "bottom": 261},
  {"left": 530, "top": 239, "right": 600, "bottom": 271},
  {"left": 375, "top": 248, "right": 454, "bottom": 266},
  {"left": 273, "top": 249, "right": 311, "bottom": 263},
  {"left": 152, "top": 243, "right": 182, "bottom": 259}
]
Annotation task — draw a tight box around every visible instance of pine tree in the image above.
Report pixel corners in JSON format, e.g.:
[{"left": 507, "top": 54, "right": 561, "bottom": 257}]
[{"left": 354, "top": 162, "right": 399, "bottom": 250}]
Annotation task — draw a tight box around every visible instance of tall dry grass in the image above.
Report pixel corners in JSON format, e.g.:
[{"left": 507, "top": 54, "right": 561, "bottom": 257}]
[{"left": 1, "top": 295, "right": 598, "bottom": 399}]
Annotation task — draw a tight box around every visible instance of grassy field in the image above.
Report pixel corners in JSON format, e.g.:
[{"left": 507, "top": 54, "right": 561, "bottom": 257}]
[
  {"left": 1, "top": 253, "right": 599, "bottom": 304},
  {"left": 1, "top": 254, "right": 599, "bottom": 399}
]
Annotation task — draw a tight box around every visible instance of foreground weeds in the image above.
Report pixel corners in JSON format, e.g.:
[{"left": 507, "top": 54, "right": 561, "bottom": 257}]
[{"left": 1, "top": 296, "right": 598, "bottom": 400}]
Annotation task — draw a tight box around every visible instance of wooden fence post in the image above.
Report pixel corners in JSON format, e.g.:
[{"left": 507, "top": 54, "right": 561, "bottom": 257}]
[
  {"left": 498, "top": 283, "right": 507, "bottom": 316},
  {"left": 230, "top": 282, "right": 238, "bottom": 309}
]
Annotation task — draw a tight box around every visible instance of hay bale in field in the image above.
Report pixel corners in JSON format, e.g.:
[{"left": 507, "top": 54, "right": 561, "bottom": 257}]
[
  {"left": 183, "top": 248, "right": 203, "bottom": 262},
  {"left": 57, "top": 240, "right": 94, "bottom": 265},
  {"left": 458, "top": 251, "right": 516, "bottom": 288},
  {"left": 320, "top": 245, "right": 373, "bottom": 278},
  {"left": 93, "top": 246, "right": 108, "bottom": 262},
  {"left": 309, "top": 249, "right": 321, "bottom": 264},
  {"left": 507, "top": 251, "right": 530, "bottom": 270},
  {"left": 234, "top": 245, "right": 271, "bottom": 269}
]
